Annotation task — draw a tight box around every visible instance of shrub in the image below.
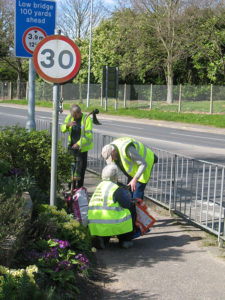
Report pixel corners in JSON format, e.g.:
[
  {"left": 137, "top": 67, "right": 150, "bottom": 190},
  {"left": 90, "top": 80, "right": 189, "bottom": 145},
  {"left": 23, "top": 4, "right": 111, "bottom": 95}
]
[
  {"left": 24, "top": 238, "right": 88, "bottom": 294},
  {"left": 31, "top": 205, "right": 92, "bottom": 253},
  {"left": 0, "top": 194, "right": 28, "bottom": 244},
  {"left": 0, "top": 126, "right": 73, "bottom": 193},
  {"left": 0, "top": 265, "right": 61, "bottom": 300},
  {"left": 0, "top": 265, "right": 41, "bottom": 300}
]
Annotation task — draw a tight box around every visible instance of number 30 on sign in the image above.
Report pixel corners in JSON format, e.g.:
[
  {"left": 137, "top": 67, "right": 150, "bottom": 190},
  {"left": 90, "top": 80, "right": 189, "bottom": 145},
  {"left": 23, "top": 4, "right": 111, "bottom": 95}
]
[{"left": 33, "top": 35, "right": 81, "bottom": 84}]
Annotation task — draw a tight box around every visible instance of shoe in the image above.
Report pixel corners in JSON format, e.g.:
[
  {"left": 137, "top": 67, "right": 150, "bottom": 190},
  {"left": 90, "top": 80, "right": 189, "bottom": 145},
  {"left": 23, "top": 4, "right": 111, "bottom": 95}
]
[
  {"left": 121, "top": 241, "right": 133, "bottom": 249},
  {"left": 92, "top": 237, "right": 105, "bottom": 249},
  {"left": 99, "top": 237, "right": 105, "bottom": 249}
]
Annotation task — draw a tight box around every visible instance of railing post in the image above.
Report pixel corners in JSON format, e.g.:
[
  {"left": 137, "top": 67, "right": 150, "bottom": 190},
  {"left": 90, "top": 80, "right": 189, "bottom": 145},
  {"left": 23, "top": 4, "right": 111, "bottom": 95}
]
[
  {"left": 172, "top": 154, "right": 177, "bottom": 214},
  {"left": 218, "top": 168, "right": 224, "bottom": 247}
]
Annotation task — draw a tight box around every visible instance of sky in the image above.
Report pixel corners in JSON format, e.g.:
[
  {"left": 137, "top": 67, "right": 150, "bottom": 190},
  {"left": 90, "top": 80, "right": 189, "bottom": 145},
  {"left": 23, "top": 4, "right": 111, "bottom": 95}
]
[{"left": 104, "top": 0, "right": 116, "bottom": 7}]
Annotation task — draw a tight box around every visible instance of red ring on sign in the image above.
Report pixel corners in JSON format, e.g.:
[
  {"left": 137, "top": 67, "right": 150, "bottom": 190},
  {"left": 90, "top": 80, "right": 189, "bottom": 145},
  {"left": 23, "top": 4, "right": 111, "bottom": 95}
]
[
  {"left": 23, "top": 27, "right": 47, "bottom": 54},
  {"left": 33, "top": 35, "right": 81, "bottom": 84}
]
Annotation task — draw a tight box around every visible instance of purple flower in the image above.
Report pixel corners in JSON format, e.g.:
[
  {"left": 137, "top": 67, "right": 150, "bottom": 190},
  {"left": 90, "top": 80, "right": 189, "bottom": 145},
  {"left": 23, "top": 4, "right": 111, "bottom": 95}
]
[
  {"left": 54, "top": 267, "right": 59, "bottom": 272},
  {"left": 75, "top": 254, "right": 82, "bottom": 259},
  {"left": 58, "top": 240, "right": 70, "bottom": 249},
  {"left": 9, "top": 168, "right": 22, "bottom": 176}
]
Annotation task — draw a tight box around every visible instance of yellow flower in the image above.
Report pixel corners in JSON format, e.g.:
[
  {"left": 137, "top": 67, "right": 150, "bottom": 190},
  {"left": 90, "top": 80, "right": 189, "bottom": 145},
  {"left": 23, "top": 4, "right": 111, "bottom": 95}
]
[
  {"left": 71, "top": 220, "right": 79, "bottom": 228},
  {"left": 91, "top": 247, "right": 97, "bottom": 253},
  {"left": 0, "top": 266, "right": 8, "bottom": 275}
]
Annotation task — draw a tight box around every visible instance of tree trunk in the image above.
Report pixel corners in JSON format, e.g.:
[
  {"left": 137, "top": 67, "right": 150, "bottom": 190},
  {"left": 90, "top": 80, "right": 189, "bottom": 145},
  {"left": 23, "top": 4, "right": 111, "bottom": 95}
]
[
  {"left": 16, "top": 74, "right": 22, "bottom": 100},
  {"left": 16, "top": 59, "right": 23, "bottom": 99},
  {"left": 167, "top": 60, "right": 173, "bottom": 104}
]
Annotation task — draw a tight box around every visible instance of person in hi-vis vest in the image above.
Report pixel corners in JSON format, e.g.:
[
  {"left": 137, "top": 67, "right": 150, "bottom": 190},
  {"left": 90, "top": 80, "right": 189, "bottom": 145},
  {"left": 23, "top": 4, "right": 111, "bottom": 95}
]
[
  {"left": 88, "top": 164, "right": 136, "bottom": 249},
  {"left": 101, "top": 137, "right": 158, "bottom": 200},
  {"left": 61, "top": 104, "right": 93, "bottom": 188}
]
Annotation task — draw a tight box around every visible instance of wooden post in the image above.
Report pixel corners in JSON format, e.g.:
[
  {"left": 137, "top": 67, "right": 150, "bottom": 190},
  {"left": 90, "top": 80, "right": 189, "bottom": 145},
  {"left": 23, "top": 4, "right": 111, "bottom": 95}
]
[
  {"left": 178, "top": 84, "right": 182, "bottom": 113},
  {"left": 1, "top": 82, "right": 4, "bottom": 100},
  {"left": 100, "top": 83, "right": 103, "bottom": 106},
  {"left": 26, "top": 81, "right": 29, "bottom": 100},
  {"left": 8, "top": 82, "right": 13, "bottom": 100},
  {"left": 123, "top": 83, "right": 127, "bottom": 108},
  {"left": 210, "top": 84, "right": 213, "bottom": 114},
  {"left": 149, "top": 84, "right": 153, "bottom": 110}
]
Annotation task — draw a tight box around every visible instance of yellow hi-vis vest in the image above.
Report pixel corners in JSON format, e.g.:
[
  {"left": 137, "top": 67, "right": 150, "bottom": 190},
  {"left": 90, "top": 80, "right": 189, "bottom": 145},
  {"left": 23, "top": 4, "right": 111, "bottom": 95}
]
[
  {"left": 88, "top": 181, "right": 133, "bottom": 237},
  {"left": 61, "top": 113, "right": 93, "bottom": 152},
  {"left": 111, "top": 137, "right": 155, "bottom": 184}
]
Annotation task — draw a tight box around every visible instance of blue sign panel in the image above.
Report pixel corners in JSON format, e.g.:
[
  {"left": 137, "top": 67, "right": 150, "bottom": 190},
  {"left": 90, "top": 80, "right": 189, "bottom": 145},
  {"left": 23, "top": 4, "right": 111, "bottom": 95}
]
[{"left": 15, "top": 0, "right": 56, "bottom": 57}]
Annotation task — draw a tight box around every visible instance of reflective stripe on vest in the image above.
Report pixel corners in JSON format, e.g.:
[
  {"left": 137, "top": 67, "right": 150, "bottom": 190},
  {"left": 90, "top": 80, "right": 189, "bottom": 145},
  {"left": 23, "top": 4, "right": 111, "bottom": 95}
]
[
  {"left": 88, "top": 215, "right": 132, "bottom": 224},
  {"left": 111, "top": 137, "right": 154, "bottom": 183}
]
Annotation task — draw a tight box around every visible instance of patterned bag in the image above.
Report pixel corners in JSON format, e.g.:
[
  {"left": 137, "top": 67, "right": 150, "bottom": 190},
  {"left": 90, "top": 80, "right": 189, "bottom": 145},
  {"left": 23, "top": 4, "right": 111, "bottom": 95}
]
[
  {"left": 65, "top": 187, "right": 89, "bottom": 226},
  {"left": 135, "top": 198, "right": 156, "bottom": 236}
]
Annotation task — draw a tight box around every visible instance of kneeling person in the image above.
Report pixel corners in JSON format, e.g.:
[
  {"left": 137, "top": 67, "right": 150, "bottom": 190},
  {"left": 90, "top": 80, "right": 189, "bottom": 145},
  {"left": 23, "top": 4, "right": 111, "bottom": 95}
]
[{"left": 88, "top": 164, "right": 136, "bottom": 249}]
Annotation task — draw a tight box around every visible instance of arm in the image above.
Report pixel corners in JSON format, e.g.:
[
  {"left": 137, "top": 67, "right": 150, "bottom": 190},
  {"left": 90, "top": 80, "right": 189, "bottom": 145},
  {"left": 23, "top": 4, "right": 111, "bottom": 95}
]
[
  {"left": 76, "top": 116, "right": 93, "bottom": 149},
  {"left": 61, "top": 114, "right": 74, "bottom": 133},
  {"left": 113, "top": 187, "right": 132, "bottom": 209},
  {"left": 127, "top": 145, "right": 147, "bottom": 192}
]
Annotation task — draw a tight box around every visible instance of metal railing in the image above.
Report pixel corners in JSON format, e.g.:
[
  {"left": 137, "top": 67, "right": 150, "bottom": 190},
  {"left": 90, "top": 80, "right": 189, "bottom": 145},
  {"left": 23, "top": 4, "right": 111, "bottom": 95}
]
[{"left": 36, "top": 119, "right": 225, "bottom": 244}]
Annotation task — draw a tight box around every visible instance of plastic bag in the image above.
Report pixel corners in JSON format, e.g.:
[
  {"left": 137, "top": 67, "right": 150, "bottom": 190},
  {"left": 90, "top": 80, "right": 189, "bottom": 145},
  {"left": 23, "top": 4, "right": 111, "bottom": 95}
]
[{"left": 65, "top": 187, "right": 89, "bottom": 226}]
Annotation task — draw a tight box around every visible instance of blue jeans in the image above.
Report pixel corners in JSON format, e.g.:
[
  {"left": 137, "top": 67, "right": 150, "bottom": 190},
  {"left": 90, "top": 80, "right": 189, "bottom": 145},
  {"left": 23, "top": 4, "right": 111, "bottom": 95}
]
[{"left": 127, "top": 176, "right": 147, "bottom": 200}]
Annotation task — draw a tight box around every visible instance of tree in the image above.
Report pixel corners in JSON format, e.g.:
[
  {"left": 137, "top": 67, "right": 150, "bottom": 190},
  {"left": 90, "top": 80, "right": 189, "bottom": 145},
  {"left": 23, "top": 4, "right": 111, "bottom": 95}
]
[
  {"left": 57, "top": 0, "right": 106, "bottom": 39},
  {"left": 128, "top": 0, "right": 191, "bottom": 103},
  {"left": 186, "top": 4, "right": 225, "bottom": 84},
  {"left": 0, "top": 0, "right": 27, "bottom": 97}
]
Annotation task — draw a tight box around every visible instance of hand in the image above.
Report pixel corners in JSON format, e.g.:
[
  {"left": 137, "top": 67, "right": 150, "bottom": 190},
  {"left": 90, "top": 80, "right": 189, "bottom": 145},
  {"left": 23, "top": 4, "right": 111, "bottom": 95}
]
[
  {"left": 127, "top": 177, "right": 138, "bottom": 192},
  {"left": 72, "top": 143, "right": 79, "bottom": 149},
  {"left": 67, "top": 121, "right": 76, "bottom": 128}
]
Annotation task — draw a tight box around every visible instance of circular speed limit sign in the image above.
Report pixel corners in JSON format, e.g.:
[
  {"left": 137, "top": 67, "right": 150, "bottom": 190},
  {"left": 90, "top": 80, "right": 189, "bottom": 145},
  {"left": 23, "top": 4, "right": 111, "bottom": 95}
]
[
  {"left": 33, "top": 35, "right": 81, "bottom": 84},
  {"left": 23, "top": 27, "right": 47, "bottom": 54}
]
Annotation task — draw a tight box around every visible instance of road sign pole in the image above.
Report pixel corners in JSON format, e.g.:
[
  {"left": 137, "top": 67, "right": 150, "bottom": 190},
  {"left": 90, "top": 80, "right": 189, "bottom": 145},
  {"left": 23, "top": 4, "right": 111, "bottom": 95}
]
[
  {"left": 33, "top": 32, "right": 81, "bottom": 206},
  {"left": 26, "top": 58, "right": 36, "bottom": 131},
  {"left": 50, "top": 82, "right": 60, "bottom": 206},
  {"left": 87, "top": 0, "right": 93, "bottom": 108}
]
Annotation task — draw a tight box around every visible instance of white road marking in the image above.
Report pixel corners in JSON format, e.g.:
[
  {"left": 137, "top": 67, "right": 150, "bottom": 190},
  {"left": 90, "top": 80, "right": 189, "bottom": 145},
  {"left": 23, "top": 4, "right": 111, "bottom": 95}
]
[
  {"left": 170, "top": 132, "right": 225, "bottom": 142},
  {"left": 0, "top": 112, "right": 26, "bottom": 119},
  {"left": 103, "top": 122, "right": 144, "bottom": 130}
]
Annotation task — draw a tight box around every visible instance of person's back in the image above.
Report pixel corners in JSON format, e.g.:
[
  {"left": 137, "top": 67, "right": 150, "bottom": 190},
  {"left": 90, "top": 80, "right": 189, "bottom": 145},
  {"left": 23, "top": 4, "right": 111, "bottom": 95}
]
[{"left": 88, "top": 164, "right": 135, "bottom": 249}]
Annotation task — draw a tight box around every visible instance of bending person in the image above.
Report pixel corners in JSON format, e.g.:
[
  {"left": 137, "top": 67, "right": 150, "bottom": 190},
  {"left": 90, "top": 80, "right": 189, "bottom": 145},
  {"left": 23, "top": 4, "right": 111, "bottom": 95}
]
[
  {"left": 88, "top": 164, "right": 136, "bottom": 249},
  {"left": 101, "top": 137, "right": 158, "bottom": 200}
]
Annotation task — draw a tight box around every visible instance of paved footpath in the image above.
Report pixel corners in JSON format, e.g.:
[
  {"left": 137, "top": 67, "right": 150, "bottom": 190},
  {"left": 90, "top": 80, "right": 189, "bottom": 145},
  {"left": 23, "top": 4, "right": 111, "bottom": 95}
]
[{"left": 85, "top": 171, "right": 225, "bottom": 300}]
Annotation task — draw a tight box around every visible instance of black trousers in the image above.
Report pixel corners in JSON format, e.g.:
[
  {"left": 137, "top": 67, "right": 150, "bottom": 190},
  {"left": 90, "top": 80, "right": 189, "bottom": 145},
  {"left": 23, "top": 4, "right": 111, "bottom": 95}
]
[
  {"left": 69, "top": 151, "right": 88, "bottom": 189},
  {"left": 77, "top": 151, "right": 88, "bottom": 188}
]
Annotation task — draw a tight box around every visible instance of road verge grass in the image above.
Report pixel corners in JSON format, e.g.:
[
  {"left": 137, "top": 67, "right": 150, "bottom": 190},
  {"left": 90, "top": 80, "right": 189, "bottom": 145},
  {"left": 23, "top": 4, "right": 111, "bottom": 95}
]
[{"left": 1, "top": 99, "right": 225, "bottom": 128}]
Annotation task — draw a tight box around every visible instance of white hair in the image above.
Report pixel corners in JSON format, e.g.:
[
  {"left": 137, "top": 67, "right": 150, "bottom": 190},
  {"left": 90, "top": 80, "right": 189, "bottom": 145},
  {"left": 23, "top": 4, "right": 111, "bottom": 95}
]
[
  {"left": 70, "top": 104, "right": 81, "bottom": 113},
  {"left": 101, "top": 163, "right": 118, "bottom": 181}
]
